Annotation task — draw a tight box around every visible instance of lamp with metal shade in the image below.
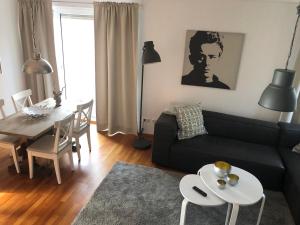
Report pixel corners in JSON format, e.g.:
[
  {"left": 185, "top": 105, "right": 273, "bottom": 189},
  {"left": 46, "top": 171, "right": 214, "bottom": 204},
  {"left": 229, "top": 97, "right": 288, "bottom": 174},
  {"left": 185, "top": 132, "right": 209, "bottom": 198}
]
[
  {"left": 259, "top": 69, "right": 297, "bottom": 112},
  {"left": 133, "top": 41, "right": 161, "bottom": 150},
  {"left": 22, "top": 52, "right": 53, "bottom": 75},
  {"left": 22, "top": 1, "right": 53, "bottom": 76},
  {"left": 259, "top": 4, "right": 300, "bottom": 112}
]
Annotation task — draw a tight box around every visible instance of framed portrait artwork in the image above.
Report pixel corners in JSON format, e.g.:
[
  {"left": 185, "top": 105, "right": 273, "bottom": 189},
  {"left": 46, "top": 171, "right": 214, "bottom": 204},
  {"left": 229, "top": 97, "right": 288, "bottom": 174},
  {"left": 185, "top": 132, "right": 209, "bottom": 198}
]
[{"left": 181, "top": 30, "right": 245, "bottom": 90}]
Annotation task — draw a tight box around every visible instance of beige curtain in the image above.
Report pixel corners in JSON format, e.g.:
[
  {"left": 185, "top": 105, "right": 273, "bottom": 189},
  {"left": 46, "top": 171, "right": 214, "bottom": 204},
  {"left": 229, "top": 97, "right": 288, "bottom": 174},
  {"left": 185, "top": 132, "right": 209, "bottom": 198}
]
[
  {"left": 94, "top": 2, "right": 138, "bottom": 135},
  {"left": 18, "top": 0, "right": 59, "bottom": 103}
]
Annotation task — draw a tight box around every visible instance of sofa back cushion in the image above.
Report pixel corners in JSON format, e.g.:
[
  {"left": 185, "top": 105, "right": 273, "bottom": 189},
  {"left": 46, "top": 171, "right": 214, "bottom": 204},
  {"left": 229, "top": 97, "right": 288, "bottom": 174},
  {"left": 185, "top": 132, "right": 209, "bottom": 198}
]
[
  {"left": 202, "top": 110, "right": 280, "bottom": 146},
  {"left": 278, "top": 122, "right": 300, "bottom": 148}
]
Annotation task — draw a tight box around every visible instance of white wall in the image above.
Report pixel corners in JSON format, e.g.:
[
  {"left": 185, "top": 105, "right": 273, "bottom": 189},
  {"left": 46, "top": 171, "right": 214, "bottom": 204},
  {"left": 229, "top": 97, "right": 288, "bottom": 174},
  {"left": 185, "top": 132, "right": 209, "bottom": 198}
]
[
  {"left": 142, "top": 0, "right": 299, "bottom": 133},
  {"left": 0, "top": 0, "right": 26, "bottom": 115}
]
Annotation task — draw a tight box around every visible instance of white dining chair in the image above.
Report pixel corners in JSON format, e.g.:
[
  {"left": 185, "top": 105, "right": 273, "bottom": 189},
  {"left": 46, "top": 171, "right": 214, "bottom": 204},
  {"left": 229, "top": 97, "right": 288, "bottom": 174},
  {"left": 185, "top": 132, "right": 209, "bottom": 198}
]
[
  {"left": 73, "top": 99, "right": 93, "bottom": 162},
  {"left": 11, "top": 89, "right": 33, "bottom": 112},
  {"left": 27, "top": 113, "right": 75, "bottom": 184},
  {"left": 0, "top": 99, "right": 22, "bottom": 174}
]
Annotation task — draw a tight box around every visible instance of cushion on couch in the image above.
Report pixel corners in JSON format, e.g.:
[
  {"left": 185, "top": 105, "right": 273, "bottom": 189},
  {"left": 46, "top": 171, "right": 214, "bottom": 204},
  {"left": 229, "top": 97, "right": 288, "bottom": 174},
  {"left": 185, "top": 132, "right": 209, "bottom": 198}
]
[
  {"left": 202, "top": 111, "right": 280, "bottom": 146},
  {"left": 170, "top": 135, "right": 285, "bottom": 190},
  {"left": 175, "top": 103, "right": 207, "bottom": 140},
  {"left": 279, "top": 147, "right": 300, "bottom": 224},
  {"left": 278, "top": 122, "right": 300, "bottom": 148},
  {"left": 279, "top": 147, "right": 300, "bottom": 190}
]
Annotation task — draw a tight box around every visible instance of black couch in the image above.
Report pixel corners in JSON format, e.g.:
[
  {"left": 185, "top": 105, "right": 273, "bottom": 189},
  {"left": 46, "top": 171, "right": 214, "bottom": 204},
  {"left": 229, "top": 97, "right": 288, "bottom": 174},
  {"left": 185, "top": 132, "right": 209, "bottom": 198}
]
[
  {"left": 152, "top": 110, "right": 300, "bottom": 224},
  {"left": 278, "top": 122, "right": 300, "bottom": 225}
]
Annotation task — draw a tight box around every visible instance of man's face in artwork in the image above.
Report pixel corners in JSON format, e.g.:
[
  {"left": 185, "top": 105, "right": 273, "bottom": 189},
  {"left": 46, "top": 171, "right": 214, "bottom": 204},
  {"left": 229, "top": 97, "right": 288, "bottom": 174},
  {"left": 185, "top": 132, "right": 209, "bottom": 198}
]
[{"left": 189, "top": 42, "right": 222, "bottom": 79}]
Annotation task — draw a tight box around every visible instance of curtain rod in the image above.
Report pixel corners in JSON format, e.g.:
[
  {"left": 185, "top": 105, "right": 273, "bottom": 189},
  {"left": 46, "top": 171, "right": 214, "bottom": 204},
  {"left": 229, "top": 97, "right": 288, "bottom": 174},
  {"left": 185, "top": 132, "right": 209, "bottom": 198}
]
[
  {"left": 52, "top": 1, "right": 93, "bottom": 4},
  {"left": 52, "top": 1, "right": 142, "bottom": 5}
]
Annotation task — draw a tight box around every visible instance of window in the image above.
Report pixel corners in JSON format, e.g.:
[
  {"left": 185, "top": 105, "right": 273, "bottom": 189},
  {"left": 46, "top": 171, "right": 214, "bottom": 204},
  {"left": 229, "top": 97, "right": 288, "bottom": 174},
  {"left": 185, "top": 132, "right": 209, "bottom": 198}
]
[{"left": 53, "top": 5, "right": 96, "bottom": 119}]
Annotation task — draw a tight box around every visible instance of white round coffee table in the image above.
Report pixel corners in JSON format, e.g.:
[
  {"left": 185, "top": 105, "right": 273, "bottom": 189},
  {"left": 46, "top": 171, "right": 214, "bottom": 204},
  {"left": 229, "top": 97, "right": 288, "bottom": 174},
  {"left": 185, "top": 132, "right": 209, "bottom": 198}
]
[
  {"left": 179, "top": 174, "right": 225, "bottom": 225},
  {"left": 199, "top": 164, "right": 266, "bottom": 225}
]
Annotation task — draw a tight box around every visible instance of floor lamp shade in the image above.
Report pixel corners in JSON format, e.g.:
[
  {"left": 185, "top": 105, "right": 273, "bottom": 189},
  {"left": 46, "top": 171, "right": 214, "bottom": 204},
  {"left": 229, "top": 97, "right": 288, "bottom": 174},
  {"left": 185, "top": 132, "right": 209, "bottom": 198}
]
[
  {"left": 22, "top": 52, "right": 53, "bottom": 75},
  {"left": 259, "top": 69, "right": 297, "bottom": 112},
  {"left": 142, "top": 41, "right": 161, "bottom": 64}
]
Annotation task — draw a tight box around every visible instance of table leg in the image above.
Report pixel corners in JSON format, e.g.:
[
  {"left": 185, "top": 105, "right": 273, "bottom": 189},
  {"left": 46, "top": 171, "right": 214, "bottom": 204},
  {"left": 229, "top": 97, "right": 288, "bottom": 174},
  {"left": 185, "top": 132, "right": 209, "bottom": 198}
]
[
  {"left": 8, "top": 140, "right": 28, "bottom": 173},
  {"left": 256, "top": 194, "right": 266, "bottom": 225},
  {"left": 228, "top": 203, "right": 239, "bottom": 225},
  {"left": 179, "top": 198, "right": 189, "bottom": 225},
  {"left": 225, "top": 203, "right": 233, "bottom": 225}
]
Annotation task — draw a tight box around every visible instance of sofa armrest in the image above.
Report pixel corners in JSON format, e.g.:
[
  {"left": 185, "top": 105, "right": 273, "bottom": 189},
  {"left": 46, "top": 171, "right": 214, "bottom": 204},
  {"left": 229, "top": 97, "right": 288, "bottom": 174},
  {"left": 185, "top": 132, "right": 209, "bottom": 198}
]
[
  {"left": 152, "top": 113, "right": 178, "bottom": 166},
  {"left": 278, "top": 122, "right": 300, "bottom": 148}
]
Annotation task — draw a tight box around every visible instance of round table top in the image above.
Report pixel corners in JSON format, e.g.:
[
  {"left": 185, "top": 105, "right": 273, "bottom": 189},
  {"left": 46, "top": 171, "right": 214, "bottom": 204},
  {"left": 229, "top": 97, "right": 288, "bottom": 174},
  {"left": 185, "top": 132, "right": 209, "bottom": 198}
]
[
  {"left": 179, "top": 174, "right": 225, "bottom": 206},
  {"left": 200, "top": 164, "right": 264, "bottom": 206}
]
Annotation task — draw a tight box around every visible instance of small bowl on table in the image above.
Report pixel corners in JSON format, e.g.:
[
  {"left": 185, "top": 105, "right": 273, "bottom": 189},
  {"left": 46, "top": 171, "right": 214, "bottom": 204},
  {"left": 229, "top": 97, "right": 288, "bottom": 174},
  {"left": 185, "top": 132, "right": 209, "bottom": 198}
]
[
  {"left": 226, "top": 174, "right": 239, "bottom": 186},
  {"left": 217, "top": 179, "right": 226, "bottom": 189},
  {"left": 214, "top": 161, "right": 231, "bottom": 178}
]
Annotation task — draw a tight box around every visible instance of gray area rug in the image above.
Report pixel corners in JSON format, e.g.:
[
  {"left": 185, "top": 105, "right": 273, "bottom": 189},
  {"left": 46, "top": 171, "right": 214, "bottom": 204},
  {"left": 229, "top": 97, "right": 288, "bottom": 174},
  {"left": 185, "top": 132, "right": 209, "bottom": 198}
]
[{"left": 73, "top": 162, "right": 295, "bottom": 225}]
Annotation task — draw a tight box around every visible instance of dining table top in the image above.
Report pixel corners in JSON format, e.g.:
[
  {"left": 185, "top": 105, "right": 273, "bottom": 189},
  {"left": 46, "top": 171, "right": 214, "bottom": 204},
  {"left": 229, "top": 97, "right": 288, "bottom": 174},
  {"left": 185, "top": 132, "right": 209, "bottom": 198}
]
[{"left": 0, "top": 98, "right": 76, "bottom": 139}]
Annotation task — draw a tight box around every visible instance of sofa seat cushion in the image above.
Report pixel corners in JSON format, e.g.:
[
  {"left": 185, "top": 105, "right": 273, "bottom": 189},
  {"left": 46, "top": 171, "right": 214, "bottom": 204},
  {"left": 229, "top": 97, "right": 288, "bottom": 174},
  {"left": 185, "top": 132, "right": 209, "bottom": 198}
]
[
  {"left": 279, "top": 147, "right": 300, "bottom": 190},
  {"left": 279, "top": 147, "right": 300, "bottom": 224},
  {"left": 169, "top": 135, "right": 285, "bottom": 190}
]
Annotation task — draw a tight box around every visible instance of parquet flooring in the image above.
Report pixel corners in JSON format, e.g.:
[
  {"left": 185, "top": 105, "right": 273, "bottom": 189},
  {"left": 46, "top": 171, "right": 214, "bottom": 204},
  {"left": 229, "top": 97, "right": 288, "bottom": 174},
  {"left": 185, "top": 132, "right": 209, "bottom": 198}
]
[{"left": 0, "top": 125, "right": 160, "bottom": 225}]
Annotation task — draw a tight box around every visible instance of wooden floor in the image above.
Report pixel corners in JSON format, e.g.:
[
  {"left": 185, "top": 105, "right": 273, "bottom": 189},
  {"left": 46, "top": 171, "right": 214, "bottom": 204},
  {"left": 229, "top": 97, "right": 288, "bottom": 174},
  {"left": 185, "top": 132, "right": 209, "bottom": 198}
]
[{"left": 0, "top": 125, "right": 164, "bottom": 225}]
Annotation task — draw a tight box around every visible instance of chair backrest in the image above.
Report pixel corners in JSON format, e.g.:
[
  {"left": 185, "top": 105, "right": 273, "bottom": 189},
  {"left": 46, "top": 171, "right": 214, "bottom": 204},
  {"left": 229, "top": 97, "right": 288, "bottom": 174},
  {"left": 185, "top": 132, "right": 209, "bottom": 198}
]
[
  {"left": 53, "top": 113, "right": 75, "bottom": 153},
  {"left": 12, "top": 89, "right": 33, "bottom": 112},
  {"left": 74, "top": 99, "right": 94, "bottom": 132},
  {"left": 0, "top": 99, "right": 6, "bottom": 119}
]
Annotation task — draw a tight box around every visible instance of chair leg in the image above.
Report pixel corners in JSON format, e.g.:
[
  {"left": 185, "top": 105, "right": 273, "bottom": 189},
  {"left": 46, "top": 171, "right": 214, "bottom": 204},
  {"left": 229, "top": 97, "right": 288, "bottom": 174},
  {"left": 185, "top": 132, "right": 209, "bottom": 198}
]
[
  {"left": 53, "top": 158, "right": 61, "bottom": 184},
  {"left": 11, "top": 146, "right": 20, "bottom": 174},
  {"left": 28, "top": 152, "right": 34, "bottom": 179},
  {"left": 87, "top": 129, "right": 91, "bottom": 153},
  {"left": 68, "top": 149, "right": 74, "bottom": 171},
  {"left": 75, "top": 137, "right": 81, "bottom": 162}
]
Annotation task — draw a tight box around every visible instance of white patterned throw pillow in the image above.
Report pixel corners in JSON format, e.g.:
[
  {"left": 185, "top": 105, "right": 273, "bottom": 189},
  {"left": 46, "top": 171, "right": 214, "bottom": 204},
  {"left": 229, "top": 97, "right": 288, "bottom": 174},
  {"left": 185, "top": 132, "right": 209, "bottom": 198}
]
[{"left": 175, "top": 103, "right": 207, "bottom": 140}]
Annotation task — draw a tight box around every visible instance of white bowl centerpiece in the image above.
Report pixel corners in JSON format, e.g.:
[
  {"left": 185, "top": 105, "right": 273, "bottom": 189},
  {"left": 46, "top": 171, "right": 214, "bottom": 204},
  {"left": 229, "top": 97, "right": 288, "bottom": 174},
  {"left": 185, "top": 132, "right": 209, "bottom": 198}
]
[{"left": 22, "top": 105, "right": 53, "bottom": 119}]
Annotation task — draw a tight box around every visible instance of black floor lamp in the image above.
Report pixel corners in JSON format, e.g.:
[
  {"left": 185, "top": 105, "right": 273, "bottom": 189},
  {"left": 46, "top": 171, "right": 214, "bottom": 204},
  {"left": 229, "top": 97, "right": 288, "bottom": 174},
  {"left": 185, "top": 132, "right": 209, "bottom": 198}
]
[
  {"left": 133, "top": 41, "right": 161, "bottom": 150},
  {"left": 259, "top": 4, "right": 300, "bottom": 112}
]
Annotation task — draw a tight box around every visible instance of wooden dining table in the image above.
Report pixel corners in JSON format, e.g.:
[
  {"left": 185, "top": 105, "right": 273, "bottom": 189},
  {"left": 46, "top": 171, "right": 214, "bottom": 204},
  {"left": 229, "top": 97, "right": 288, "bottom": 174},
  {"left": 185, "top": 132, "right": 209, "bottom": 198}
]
[
  {"left": 0, "top": 98, "right": 77, "bottom": 173},
  {"left": 0, "top": 98, "right": 75, "bottom": 140}
]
